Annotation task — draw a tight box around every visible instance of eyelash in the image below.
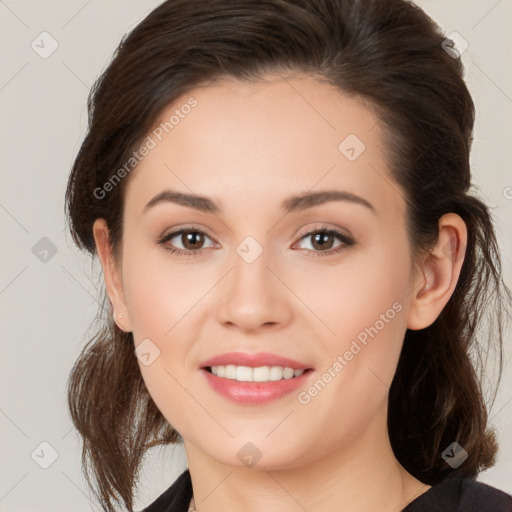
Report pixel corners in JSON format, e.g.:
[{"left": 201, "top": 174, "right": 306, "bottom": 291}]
[{"left": 157, "top": 225, "right": 355, "bottom": 258}]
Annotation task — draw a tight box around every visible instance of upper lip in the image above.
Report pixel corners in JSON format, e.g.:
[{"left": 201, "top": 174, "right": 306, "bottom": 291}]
[{"left": 200, "top": 352, "right": 312, "bottom": 370}]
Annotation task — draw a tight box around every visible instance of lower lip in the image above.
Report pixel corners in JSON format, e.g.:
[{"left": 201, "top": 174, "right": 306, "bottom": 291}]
[{"left": 201, "top": 368, "right": 313, "bottom": 404}]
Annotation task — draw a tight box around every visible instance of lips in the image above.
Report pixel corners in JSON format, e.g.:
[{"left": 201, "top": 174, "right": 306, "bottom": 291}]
[{"left": 200, "top": 351, "right": 312, "bottom": 370}]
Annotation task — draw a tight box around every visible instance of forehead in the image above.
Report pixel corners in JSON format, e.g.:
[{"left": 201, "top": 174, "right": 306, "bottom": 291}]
[{"left": 123, "top": 74, "right": 404, "bottom": 220}]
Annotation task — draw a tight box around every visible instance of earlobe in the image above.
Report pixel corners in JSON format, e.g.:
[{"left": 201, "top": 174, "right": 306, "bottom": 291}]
[
  {"left": 92, "top": 218, "right": 132, "bottom": 332},
  {"left": 407, "top": 213, "right": 467, "bottom": 330}
]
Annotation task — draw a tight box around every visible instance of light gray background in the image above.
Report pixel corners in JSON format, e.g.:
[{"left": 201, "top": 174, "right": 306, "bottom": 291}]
[{"left": 1, "top": 1, "right": 511, "bottom": 511}]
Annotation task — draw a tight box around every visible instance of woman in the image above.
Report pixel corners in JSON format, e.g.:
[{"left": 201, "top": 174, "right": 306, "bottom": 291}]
[{"left": 65, "top": 0, "right": 512, "bottom": 511}]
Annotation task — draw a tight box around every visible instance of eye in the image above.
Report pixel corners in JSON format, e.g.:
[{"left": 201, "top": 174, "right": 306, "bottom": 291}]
[
  {"left": 157, "top": 227, "right": 218, "bottom": 256},
  {"left": 293, "top": 226, "right": 355, "bottom": 257}
]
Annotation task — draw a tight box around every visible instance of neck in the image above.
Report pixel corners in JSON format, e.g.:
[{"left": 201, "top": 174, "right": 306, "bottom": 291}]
[{"left": 183, "top": 406, "right": 430, "bottom": 512}]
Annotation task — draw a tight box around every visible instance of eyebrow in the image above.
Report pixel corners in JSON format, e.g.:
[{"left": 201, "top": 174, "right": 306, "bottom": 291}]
[{"left": 143, "top": 188, "right": 376, "bottom": 215}]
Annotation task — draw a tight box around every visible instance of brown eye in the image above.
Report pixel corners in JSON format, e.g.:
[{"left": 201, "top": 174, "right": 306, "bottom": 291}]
[
  {"left": 294, "top": 227, "right": 355, "bottom": 257},
  {"left": 180, "top": 230, "right": 206, "bottom": 250},
  {"left": 158, "top": 228, "right": 218, "bottom": 256},
  {"left": 310, "top": 232, "right": 336, "bottom": 251}
]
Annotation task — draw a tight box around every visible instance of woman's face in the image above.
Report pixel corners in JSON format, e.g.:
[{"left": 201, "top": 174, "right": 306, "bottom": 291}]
[{"left": 115, "top": 74, "right": 421, "bottom": 469}]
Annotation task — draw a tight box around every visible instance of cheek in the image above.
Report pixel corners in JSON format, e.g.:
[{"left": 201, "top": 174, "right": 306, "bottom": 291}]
[
  {"left": 299, "top": 244, "right": 410, "bottom": 347},
  {"left": 306, "top": 242, "right": 411, "bottom": 396},
  {"left": 136, "top": 362, "right": 196, "bottom": 440},
  {"left": 121, "top": 242, "right": 212, "bottom": 342},
  {"left": 296, "top": 264, "right": 409, "bottom": 446}
]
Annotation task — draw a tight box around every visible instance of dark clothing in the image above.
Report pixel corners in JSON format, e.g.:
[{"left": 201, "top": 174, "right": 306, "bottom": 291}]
[
  {"left": 141, "top": 469, "right": 512, "bottom": 511},
  {"left": 141, "top": 469, "right": 193, "bottom": 512},
  {"left": 402, "top": 473, "right": 512, "bottom": 512}
]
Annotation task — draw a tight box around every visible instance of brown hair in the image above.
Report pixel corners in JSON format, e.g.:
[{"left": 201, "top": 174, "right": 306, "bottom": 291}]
[{"left": 64, "top": 0, "right": 511, "bottom": 510}]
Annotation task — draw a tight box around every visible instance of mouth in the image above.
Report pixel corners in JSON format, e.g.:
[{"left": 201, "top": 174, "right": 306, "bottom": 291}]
[
  {"left": 201, "top": 365, "right": 314, "bottom": 404},
  {"left": 199, "top": 352, "right": 315, "bottom": 403}
]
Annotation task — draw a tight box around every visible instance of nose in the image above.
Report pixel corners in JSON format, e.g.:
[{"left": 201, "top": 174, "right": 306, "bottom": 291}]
[{"left": 215, "top": 242, "right": 293, "bottom": 333}]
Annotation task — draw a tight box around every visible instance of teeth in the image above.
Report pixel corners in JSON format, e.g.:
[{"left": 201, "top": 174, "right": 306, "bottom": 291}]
[{"left": 209, "top": 365, "right": 305, "bottom": 382}]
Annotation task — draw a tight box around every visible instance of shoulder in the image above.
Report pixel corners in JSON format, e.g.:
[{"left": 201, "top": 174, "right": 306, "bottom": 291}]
[
  {"left": 140, "top": 469, "right": 192, "bottom": 512},
  {"left": 458, "top": 477, "right": 512, "bottom": 511},
  {"left": 404, "top": 473, "right": 512, "bottom": 512}
]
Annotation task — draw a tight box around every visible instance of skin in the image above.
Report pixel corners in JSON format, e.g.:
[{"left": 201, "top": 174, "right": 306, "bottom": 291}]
[{"left": 93, "top": 73, "right": 467, "bottom": 511}]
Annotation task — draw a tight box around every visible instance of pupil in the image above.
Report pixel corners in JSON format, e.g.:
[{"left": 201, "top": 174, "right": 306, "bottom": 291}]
[
  {"left": 313, "top": 232, "right": 333, "bottom": 250},
  {"left": 184, "top": 231, "right": 203, "bottom": 249}
]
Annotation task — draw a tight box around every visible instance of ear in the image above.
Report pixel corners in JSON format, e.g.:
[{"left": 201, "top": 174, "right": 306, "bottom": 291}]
[
  {"left": 92, "top": 218, "right": 132, "bottom": 332},
  {"left": 407, "top": 213, "right": 467, "bottom": 330}
]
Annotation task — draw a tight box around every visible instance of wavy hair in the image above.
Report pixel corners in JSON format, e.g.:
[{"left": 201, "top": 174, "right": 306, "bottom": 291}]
[{"left": 64, "top": 0, "right": 511, "bottom": 510}]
